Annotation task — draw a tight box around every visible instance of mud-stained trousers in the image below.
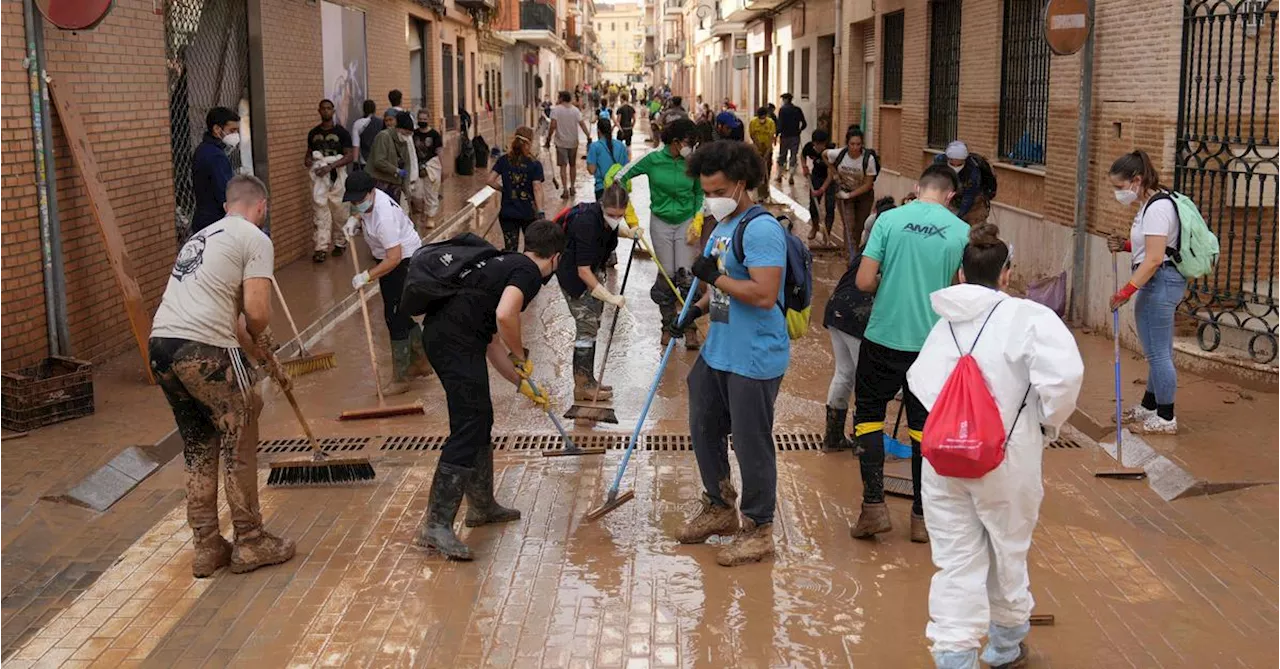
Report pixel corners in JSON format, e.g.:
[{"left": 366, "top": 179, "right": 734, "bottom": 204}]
[
  {"left": 311, "top": 167, "right": 349, "bottom": 252},
  {"left": 562, "top": 269, "right": 606, "bottom": 346},
  {"left": 150, "top": 337, "right": 264, "bottom": 543},
  {"left": 852, "top": 338, "right": 928, "bottom": 516}
]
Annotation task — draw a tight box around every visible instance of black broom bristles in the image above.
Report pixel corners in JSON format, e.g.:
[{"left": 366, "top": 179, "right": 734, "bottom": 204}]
[{"left": 267, "top": 459, "right": 376, "bottom": 486}]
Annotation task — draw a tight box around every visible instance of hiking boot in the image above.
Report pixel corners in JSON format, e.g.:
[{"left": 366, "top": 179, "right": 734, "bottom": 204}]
[
  {"left": 414, "top": 462, "right": 474, "bottom": 560},
  {"left": 382, "top": 339, "right": 414, "bottom": 396},
  {"left": 849, "top": 502, "right": 892, "bottom": 540},
  {"left": 331, "top": 245, "right": 346, "bottom": 257},
  {"left": 990, "top": 643, "right": 1029, "bottom": 669},
  {"left": 230, "top": 529, "right": 296, "bottom": 574},
  {"left": 807, "top": 223, "right": 819, "bottom": 241},
  {"left": 1134, "top": 415, "right": 1177, "bottom": 435},
  {"left": 572, "top": 346, "right": 613, "bottom": 402},
  {"left": 312, "top": 250, "right": 327, "bottom": 263},
  {"left": 191, "top": 530, "right": 232, "bottom": 578},
  {"left": 683, "top": 327, "right": 701, "bottom": 350},
  {"left": 465, "top": 444, "right": 521, "bottom": 528},
  {"left": 675, "top": 481, "right": 740, "bottom": 544},
  {"left": 910, "top": 512, "right": 930, "bottom": 543},
  {"left": 1119, "top": 405, "right": 1157, "bottom": 424},
  {"left": 823, "top": 406, "right": 852, "bottom": 452},
  {"left": 716, "top": 519, "right": 774, "bottom": 567}
]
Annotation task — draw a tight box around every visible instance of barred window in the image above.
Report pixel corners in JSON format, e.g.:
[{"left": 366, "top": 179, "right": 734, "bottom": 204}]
[
  {"left": 881, "top": 11, "right": 904, "bottom": 105},
  {"left": 927, "top": 0, "right": 961, "bottom": 149},
  {"left": 442, "top": 44, "right": 456, "bottom": 130},
  {"left": 801, "top": 47, "right": 811, "bottom": 98},
  {"left": 999, "top": 0, "right": 1049, "bottom": 166}
]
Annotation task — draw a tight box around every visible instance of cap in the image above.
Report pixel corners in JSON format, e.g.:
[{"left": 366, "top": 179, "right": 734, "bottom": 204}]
[
  {"left": 342, "top": 171, "right": 375, "bottom": 202},
  {"left": 395, "top": 111, "right": 414, "bottom": 130},
  {"left": 715, "top": 111, "right": 741, "bottom": 128},
  {"left": 514, "top": 126, "right": 535, "bottom": 145},
  {"left": 945, "top": 140, "right": 969, "bottom": 160},
  {"left": 781, "top": 92, "right": 793, "bottom": 100}
]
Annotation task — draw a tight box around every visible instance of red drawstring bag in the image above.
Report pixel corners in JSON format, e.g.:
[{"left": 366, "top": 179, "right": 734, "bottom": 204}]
[{"left": 921, "top": 302, "right": 1030, "bottom": 479}]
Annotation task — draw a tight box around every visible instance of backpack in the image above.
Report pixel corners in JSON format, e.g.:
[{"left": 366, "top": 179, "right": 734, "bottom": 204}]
[
  {"left": 971, "top": 153, "right": 998, "bottom": 201},
  {"left": 399, "top": 233, "right": 505, "bottom": 317},
  {"left": 920, "top": 302, "right": 1031, "bottom": 479},
  {"left": 730, "top": 205, "right": 814, "bottom": 339},
  {"left": 1143, "top": 191, "right": 1220, "bottom": 279},
  {"left": 833, "top": 147, "right": 881, "bottom": 188},
  {"left": 551, "top": 202, "right": 595, "bottom": 231},
  {"left": 358, "top": 117, "right": 381, "bottom": 163}
]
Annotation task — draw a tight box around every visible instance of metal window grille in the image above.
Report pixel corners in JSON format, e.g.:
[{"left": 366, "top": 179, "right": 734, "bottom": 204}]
[
  {"left": 442, "top": 44, "right": 456, "bottom": 130},
  {"left": 998, "top": 0, "right": 1049, "bottom": 166},
  {"left": 787, "top": 50, "right": 795, "bottom": 94},
  {"left": 800, "top": 48, "right": 811, "bottom": 98},
  {"left": 881, "top": 11, "right": 904, "bottom": 104},
  {"left": 927, "top": 0, "right": 961, "bottom": 149}
]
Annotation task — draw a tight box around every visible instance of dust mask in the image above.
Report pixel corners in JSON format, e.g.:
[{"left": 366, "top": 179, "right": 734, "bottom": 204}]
[
  {"left": 703, "top": 184, "right": 742, "bottom": 222},
  {"left": 221, "top": 132, "right": 241, "bottom": 149},
  {"left": 1114, "top": 189, "right": 1139, "bottom": 205},
  {"left": 949, "top": 164, "right": 962, "bottom": 174},
  {"left": 604, "top": 215, "right": 623, "bottom": 230},
  {"left": 353, "top": 198, "right": 374, "bottom": 214},
  {"left": 679, "top": 145, "right": 693, "bottom": 159}
]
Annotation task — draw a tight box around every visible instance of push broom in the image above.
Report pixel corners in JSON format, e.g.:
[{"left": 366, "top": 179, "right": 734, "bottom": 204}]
[
  {"left": 271, "top": 278, "right": 336, "bottom": 376},
  {"left": 586, "top": 277, "right": 703, "bottom": 521},
  {"left": 338, "top": 238, "right": 426, "bottom": 421},
  {"left": 563, "top": 238, "right": 640, "bottom": 426},
  {"left": 267, "top": 359, "right": 375, "bottom": 485},
  {"left": 1095, "top": 251, "right": 1147, "bottom": 480}
]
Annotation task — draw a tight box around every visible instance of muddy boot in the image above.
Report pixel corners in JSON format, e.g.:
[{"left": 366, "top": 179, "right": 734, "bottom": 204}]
[
  {"left": 465, "top": 444, "right": 521, "bottom": 527},
  {"left": 715, "top": 518, "right": 775, "bottom": 567},
  {"left": 572, "top": 346, "right": 613, "bottom": 401},
  {"left": 823, "top": 406, "right": 852, "bottom": 452},
  {"left": 849, "top": 502, "right": 893, "bottom": 540},
  {"left": 910, "top": 512, "right": 929, "bottom": 543},
  {"left": 191, "top": 528, "right": 232, "bottom": 578},
  {"left": 683, "top": 325, "right": 701, "bottom": 350},
  {"left": 675, "top": 481, "right": 740, "bottom": 544},
  {"left": 230, "top": 528, "right": 296, "bottom": 574},
  {"left": 414, "top": 462, "right": 474, "bottom": 560},
  {"left": 382, "top": 338, "right": 413, "bottom": 396},
  {"left": 407, "top": 325, "right": 434, "bottom": 378}
]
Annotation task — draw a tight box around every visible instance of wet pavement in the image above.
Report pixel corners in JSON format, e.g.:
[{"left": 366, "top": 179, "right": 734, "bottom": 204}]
[{"left": 2, "top": 122, "right": 1277, "bottom": 667}]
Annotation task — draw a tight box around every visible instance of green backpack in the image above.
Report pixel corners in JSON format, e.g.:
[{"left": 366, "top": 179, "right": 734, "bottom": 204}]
[{"left": 1144, "top": 191, "right": 1219, "bottom": 279}]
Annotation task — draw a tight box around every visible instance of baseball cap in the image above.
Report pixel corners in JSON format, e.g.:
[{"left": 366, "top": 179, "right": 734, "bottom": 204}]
[
  {"left": 945, "top": 140, "right": 969, "bottom": 160},
  {"left": 395, "top": 111, "right": 414, "bottom": 130},
  {"left": 715, "top": 111, "right": 741, "bottom": 128},
  {"left": 342, "top": 171, "right": 375, "bottom": 203}
]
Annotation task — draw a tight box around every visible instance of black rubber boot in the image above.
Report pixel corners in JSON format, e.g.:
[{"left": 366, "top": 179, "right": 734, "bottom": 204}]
[
  {"left": 857, "top": 431, "right": 886, "bottom": 503},
  {"left": 465, "top": 443, "right": 522, "bottom": 528},
  {"left": 823, "top": 406, "right": 852, "bottom": 451},
  {"left": 414, "top": 463, "right": 474, "bottom": 560}
]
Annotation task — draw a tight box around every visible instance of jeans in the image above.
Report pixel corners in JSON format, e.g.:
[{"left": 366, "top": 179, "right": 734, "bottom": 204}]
[
  {"left": 1133, "top": 264, "right": 1185, "bottom": 406},
  {"left": 378, "top": 259, "right": 414, "bottom": 340},
  {"left": 810, "top": 188, "right": 836, "bottom": 232},
  {"left": 777, "top": 136, "right": 801, "bottom": 169},
  {"left": 827, "top": 329, "right": 862, "bottom": 409}
]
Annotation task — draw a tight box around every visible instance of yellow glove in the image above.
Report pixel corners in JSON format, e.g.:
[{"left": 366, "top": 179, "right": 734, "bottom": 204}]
[
  {"left": 518, "top": 378, "right": 551, "bottom": 409},
  {"left": 624, "top": 202, "right": 639, "bottom": 229},
  {"left": 686, "top": 212, "right": 704, "bottom": 246},
  {"left": 507, "top": 350, "right": 533, "bottom": 379}
]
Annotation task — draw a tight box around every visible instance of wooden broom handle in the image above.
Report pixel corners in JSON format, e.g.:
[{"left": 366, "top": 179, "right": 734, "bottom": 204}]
[
  {"left": 280, "top": 384, "right": 323, "bottom": 454},
  {"left": 348, "top": 242, "right": 385, "bottom": 406},
  {"left": 271, "top": 277, "right": 307, "bottom": 356}
]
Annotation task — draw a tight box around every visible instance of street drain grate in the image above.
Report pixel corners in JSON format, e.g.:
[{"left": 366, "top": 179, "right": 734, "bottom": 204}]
[
  {"left": 500, "top": 433, "right": 633, "bottom": 452},
  {"left": 1048, "top": 435, "right": 1085, "bottom": 450},
  {"left": 380, "top": 435, "right": 448, "bottom": 452},
  {"left": 256, "top": 437, "right": 373, "bottom": 454},
  {"left": 771, "top": 432, "right": 826, "bottom": 452}
]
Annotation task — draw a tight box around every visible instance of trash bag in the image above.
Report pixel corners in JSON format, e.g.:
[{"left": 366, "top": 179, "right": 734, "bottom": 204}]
[
  {"left": 472, "top": 135, "right": 489, "bottom": 169},
  {"left": 1026, "top": 271, "right": 1067, "bottom": 318}
]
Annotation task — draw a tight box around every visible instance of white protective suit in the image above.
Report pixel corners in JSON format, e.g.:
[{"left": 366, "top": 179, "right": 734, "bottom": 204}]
[
  {"left": 309, "top": 151, "right": 348, "bottom": 252},
  {"left": 906, "top": 284, "right": 1083, "bottom": 668}
]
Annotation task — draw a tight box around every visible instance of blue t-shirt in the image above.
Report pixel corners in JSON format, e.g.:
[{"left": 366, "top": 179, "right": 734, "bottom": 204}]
[
  {"left": 698, "top": 208, "right": 790, "bottom": 380},
  {"left": 586, "top": 139, "right": 628, "bottom": 193},
  {"left": 492, "top": 154, "right": 545, "bottom": 221}
]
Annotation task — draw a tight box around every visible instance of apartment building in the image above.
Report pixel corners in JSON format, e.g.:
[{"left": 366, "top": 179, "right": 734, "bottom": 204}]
[{"left": 596, "top": 2, "right": 644, "bottom": 83}]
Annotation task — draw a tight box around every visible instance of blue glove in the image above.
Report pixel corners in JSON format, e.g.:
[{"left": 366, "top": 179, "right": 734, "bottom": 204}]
[{"left": 397, "top": 168, "right": 408, "bottom": 180}]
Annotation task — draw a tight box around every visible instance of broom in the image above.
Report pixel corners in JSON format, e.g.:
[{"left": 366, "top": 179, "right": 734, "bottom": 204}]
[
  {"left": 563, "top": 238, "right": 639, "bottom": 425},
  {"left": 271, "top": 278, "right": 336, "bottom": 376},
  {"left": 1095, "top": 251, "right": 1147, "bottom": 480},
  {"left": 338, "top": 238, "right": 426, "bottom": 421},
  {"left": 267, "top": 367, "right": 375, "bottom": 485}
]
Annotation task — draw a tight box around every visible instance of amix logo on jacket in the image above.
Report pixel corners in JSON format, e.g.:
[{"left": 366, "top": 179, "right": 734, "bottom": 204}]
[{"left": 905, "top": 222, "right": 948, "bottom": 239}]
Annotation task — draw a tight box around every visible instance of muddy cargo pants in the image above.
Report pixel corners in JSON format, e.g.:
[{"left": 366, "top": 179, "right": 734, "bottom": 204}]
[
  {"left": 311, "top": 167, "right": 349, "bottom": 252},
  {"left": 150, "top": 338, "right": 264, "bottom": 544}
]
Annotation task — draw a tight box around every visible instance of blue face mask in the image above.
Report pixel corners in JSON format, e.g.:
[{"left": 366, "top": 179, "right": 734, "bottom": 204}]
[{"left": 353, "top": 198, "right": 373, "bottom": 214}]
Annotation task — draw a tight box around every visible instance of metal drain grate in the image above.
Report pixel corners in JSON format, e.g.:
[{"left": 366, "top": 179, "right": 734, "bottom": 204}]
[
  {"left": 380, "top": 435, "right": 448, "bottom": 452},
  {"left": 1048, "top": 435, "right": 1085, "bottom": 450},
  {"left": 646, "top": 433, "right": 688, "bottom": 451},
  {"left": 771, "top": 432, "right": 826, "bottom": 452},
  {"left": 499, "top": 433, "right": 634, "bottom": 452},
  {"left": 257, "top": 437, "right": 372, "bottom": 454}
]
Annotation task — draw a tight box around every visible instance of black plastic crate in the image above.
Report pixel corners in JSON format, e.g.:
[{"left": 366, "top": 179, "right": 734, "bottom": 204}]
[{"left": 2, "top": 356, "right": 95, "bottom": 432}]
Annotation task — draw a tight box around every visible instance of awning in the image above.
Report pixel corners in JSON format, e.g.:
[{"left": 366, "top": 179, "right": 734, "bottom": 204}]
[{"left": 500, "top": 30, "right": 567, "bottom": 53}]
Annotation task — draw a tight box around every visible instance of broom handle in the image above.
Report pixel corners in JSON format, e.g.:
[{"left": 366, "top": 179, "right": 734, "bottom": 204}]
[
  {"left": 592, "top": 238, "right": 639, "bottom": 400},
  {"left": 271, "top": 278, "right": 308, "bottom": 357},
  {"left": 349, "top": 240, "right": 386, "bottom": 406},
  {"left": 524, "top": 377, "right": 577, "bottom": 450},
  {"left": 281, "top": 383, "right": 324, "bottom": 454},
  {"left": 1112, "top": 252, "right": 1123, "bottom": 465},
  {"left": 606, "top": 277, "right": 702, "bottom": 498},
  {"left": 638, "top": 233, "right": 686, "bottom": 308}
]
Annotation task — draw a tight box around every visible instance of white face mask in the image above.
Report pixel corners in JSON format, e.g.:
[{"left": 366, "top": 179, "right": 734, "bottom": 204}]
[
  {"left": 1114, "top": 188, "right": 1139, "bottom": 206},
  {"left": 604, "top": 214, "right": 623, "bottom": 230},
  {"left": 703, "top": 184, "right": 742, "bottom": 222},
  {"left": 679, "top": 144, "right": 693, "bottom": 159},
  {"left": 221, "top": 131, "right": 241, "bottom": 149},
  {"left": 949, "top": 164, "right": 962, "bottom": 174}
]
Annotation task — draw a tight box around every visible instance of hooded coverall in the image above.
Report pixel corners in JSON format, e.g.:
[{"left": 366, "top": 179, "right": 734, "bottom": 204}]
[{"left": 906, "top": 284, "right": 1083, "bottom": 668}]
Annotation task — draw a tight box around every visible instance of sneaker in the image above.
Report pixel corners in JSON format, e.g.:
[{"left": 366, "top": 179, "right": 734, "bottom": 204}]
[
  {"left": 675, "top": 493, "right": 740, "bottom": 544},
  {"left": 1134, "top": 415, "right": 1177, "bottom": 435},
  {"left": 1118, "top": 406, "right": 1157, "bottom": 424},
  {"left": 230, "top": 529, "right": 296, "bottom": 574},
  {"left": 331, "top": 245, "right": 346, "bottom": 258}
]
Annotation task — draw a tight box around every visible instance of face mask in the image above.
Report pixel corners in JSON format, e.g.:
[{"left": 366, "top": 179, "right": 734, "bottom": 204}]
[
  {"left": 221, "top": 132, "right": 241, "bottom": 149},
  {"left": 1114, "top": 188, "right": 1139, "bottom": 205},
  {"left": 418, "top": 121, "right": 429, "bottom": 128},
  {"left": 353, "top": 198, "right": 373, "bottom": 214},
  {"left": 679, "top": 145, "right": 693, "bottom": 159},
  {"left": 703, "top": 184, "right": 742, "bottom": 222},
  {"left": 950, "top": 164, "right": 962, "bottom": 174},
  {"left": 604, "top": 215, "right": 623, "bottom": 230}
]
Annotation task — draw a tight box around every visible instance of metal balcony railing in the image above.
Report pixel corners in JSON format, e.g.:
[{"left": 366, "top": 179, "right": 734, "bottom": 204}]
[{"left": 520, "top": 2, "right": 557, "bottom": 32}]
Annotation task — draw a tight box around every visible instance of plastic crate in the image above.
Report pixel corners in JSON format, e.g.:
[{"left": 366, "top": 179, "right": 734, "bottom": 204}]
[{"left": 2, "top": 356, "right": 95, "bottom": 433}]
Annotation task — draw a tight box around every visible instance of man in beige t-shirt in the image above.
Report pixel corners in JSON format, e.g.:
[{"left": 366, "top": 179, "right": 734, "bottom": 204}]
[{"left": 149, "top": 175, "right": 296, "bottom": 579}]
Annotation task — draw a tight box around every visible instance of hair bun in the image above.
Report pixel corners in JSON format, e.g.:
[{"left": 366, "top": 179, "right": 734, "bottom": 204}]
[{"left": 968, "top": 222, "right": 1002, "bottom": 247}]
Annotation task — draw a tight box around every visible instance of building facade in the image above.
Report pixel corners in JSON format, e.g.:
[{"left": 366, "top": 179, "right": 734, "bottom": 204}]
[{"left": 595, "top": 2, "right": 644, "bottom": 83}]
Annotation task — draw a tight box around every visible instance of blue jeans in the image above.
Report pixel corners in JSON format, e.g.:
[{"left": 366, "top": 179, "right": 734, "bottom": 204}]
[{"left": 1133, "top": 265, "right": 1186, "bottom": 406}]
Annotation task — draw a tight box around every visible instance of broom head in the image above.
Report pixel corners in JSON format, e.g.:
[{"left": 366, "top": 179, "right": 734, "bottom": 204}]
[
  {"left": 542, "top": 444, "right": 607, "bottom": 457},
  {"left": 267, "top": 454, "right": 376, "bottom": 486},
  {"left": 585, "top": 489, "right": 635, "bottom": 520},
  {"left": 339, "top": 403, "right": 426, "bottom": 421},
  {"left": 563, "top": 404, "right": 618, "bottom": 424},
  {"left": 281, "top": 351, "right": 337, "bottom": 376}
]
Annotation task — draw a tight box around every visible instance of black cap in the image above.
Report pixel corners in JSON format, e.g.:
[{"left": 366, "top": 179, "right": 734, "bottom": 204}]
[
  {"left": 395, "top": 111, "right": 414, "bottom": 130},
  {"left": 781, "top": 92, "right": 793, "bottom": 100},
  {"left": 343, "top": 171, "right": 375, "bottom": 202}
]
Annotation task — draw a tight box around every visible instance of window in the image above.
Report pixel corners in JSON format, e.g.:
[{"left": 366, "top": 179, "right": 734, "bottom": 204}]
[
  {"left": 625, "top": 22, "right": 629, "bottom": 31},
  {"left": 927, "top": 0, "right": 961, "bottom": 148},
  {"left": 881, "top": 11, "right": 904, "bottom": 105},
  {"left": 611, "top": 22, "right": 616, "bottom": 31},
  {"left": 442, "top": 43, "right": 455, "bottom": 129},
  {"left": 457, "top": 39, "right": 467, "bottom": 116},
  {"left": 787, "top": 50, "right": 795, "bottom": 95},
  {"left": 409, "top": 19, "right": 428, "bottom": 111},
  {"left": 800, "top": 48, "right": 811, "bottom": 99},
  {"left": 999, "top": 0, "right": 1049, "bottom": 166}
]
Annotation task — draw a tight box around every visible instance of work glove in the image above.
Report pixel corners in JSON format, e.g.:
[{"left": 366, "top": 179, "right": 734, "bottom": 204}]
[
  {"left": 397, "top": 168, "right": 408, "bottom": 180},
  {"left": 517, "top": 378, "right": 551, "bottom": 409},
  {"left": 591, "top": 284, "right": 626, "bottom": 309},
  {"left": 617, "top": 224, "right": 645, "bottom": 242},
  {"left": 1106, "top": 234, "right": 1131, "bottom": 253},
  {"left": 667, "top": 304, "right": 704, "bottom": 338},
  {"left": 624, "top": 202, "right": 639, "bottom": 229},
  {"left": 342, "top": 216, "right": 361, "bottom": 240},
  {"left": 686, "top": 212, "right": 704, "bottom": 245},
  {"left": 351, "top": 270, "right": 371, "bottom": 291},
  {"left": 690, "top": 254, "right": 722, "bottom": 287},
  {"left": 507, "top": 349, "right": 533, "bottom": 379},
  {"left": 1110, "top": 282, "right": 1138, "bottom": 311}
]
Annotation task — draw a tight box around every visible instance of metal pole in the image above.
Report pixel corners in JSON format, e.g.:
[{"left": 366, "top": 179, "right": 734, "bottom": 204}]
[
  {"left": 832, "top": 0, "right": 842, "bottom": 133},
  {"left": 1068, "top": 0, "right": 1095, "bottom": 322},
  {"left": 24, "top": 0, "right": 70, "bottom": 356}
]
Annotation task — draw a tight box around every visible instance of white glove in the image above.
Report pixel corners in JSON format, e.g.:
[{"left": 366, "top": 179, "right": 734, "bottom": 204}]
[
  {"left": 591, "top": 283, "right": 626, "bottom": 308},
  {"left": 351, "top": 270, "right": 371, "bottom": 291},
  {"left": 618, "top": 224, "right": 645, "bottom": 242},
  {"left": 342, "top": 216, "right": 361, "bottom": 240}
]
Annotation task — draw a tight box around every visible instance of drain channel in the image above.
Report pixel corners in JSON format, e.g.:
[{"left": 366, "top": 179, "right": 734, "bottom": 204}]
[{"left": 257, "top": 436, "right": 373, "bottom": 454}]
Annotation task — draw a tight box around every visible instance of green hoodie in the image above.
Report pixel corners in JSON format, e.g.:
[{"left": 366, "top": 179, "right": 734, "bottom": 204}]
[{"left": 619, "top": 145, "right": 703, "bottom": 225}]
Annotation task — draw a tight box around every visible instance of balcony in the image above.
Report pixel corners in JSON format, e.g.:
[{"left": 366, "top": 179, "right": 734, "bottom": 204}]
[
  {"left": 453, "top": 0, "right": 496, "bottom": 10},
  {"left": 664, "top": 0, "right": 684, "bottom": 15},
  {"left": 644, "top": 25, "right": 655, "bottom": 36},
  {"left": 520, "top": 1, "right": 556, "bottom": 32},
  {"left": 663, "top": 38, "right": 683, "bottom": 61}
]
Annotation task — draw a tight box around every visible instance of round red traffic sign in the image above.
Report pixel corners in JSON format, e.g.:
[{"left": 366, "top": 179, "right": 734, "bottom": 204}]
[
  {"left": 1043, "top": 0, "right": 1092, "bottom": 56},
  {"left": 36, "top": 0, "right": 114, "bottom": 31}
]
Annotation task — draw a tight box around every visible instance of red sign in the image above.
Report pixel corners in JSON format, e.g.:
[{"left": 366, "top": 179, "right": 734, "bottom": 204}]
[{"left": 36, "top": 0, "right": 114, "bottom": 31}]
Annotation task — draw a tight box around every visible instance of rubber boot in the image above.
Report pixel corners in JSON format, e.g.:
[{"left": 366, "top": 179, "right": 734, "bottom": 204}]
[
  {"left": 465, "top": 443, "right": 521, "bottom": 527},
  {"left": 911, "top": 512, "right": 930, "bottom": 543},
  {"left": 191, "top": 527, "right": 232, "bottom": 578},
  {"left": 675, "top": 480, "right": 740, "bottom": 544},
  {"left": 382, "top": 339, "right": 413, "bottom": 396},
  {"left": 849, "top": 502, "right": 892, "bottom": 539},
  {"left": 823, "top": 406, "right": 852, "bottom": 452},
  {"left": 230, "top": 528, "right": 296, "bottom": 574},
  {"left": 414, "top": 462, "right": 474, "bottom": 560},
  {"left": 572, "top": 346, "right": 613, "bottom": 402},
  {"left": 407, "top": 324, "right": 434, "bottom": 378},
  {"left": 715, "top": 518, "right": 775, "bottom": 567}
]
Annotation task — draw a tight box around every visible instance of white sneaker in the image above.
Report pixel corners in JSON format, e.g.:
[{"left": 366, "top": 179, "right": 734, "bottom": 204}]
[
  {"left": 1119, "top": 406, "right": 1157, "bottom": 424},
  {"left": 1134, "top": 415, "right": 1177, "bottom": 435}
]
